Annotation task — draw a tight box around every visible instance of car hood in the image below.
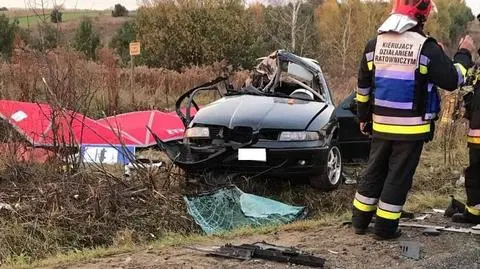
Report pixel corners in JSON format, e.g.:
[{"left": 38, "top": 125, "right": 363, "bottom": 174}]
[{"left": 191, "top": 95, "right": 329, "bottom": 130}]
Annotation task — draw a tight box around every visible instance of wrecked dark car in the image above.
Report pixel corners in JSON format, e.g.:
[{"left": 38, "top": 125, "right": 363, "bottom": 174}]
[{"left": 155, "top": 50, "right": 370, "bottom": 190}]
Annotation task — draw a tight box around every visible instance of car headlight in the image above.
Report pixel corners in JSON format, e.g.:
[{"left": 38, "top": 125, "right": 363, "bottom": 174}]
[
  {"left": 278, "top": 131, "right": 319, "bottom": 141},
  {"left": 185, "top": 127, "right": 210, "bottom": 138}
]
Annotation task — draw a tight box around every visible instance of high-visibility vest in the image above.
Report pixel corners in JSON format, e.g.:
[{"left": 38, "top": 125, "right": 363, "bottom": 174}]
[{"left": 362, "top": 31, "right": 438, "bottom": 141}]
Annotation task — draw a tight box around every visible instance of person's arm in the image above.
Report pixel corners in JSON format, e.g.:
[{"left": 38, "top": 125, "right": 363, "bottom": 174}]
[
  {"left": 424, "top": 36, "right": 474, "bottom": 91},
  {"left": 357, "top": 39, "right": 376, "bottom": 132}
]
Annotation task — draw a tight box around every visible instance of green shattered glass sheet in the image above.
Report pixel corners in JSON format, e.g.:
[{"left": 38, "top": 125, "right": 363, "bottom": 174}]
[{"left": 184, "top": 186, "right": 307, "bottom": 234}]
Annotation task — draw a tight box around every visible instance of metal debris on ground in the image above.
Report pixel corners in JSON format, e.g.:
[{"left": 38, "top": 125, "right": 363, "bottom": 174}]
[
  {"left": 342, "top": 171, "right": 357, "bottom": 185},
  {"left": 400, "top": 241, "right": 421, "bottom": 260},
  {"left": 400, "top": 223, "right": 480, "bottom": 235},
  {"left": 422, "top": 228, "right": 441, "bottom": 236},
  {"left": 472, "top": 225, "right": 480, "bottom": 231},
  {"left": 189, "top": 241, "right": 325, "bottom": 268},
  {"left": 415, "top": 214, "right": 431, "bottom": 221},
  {"left": 124, "top": 158, "right": 163, "bottom": 177},
  {"left": 433, "top": 209, "right": 446, "bottom": 214}
]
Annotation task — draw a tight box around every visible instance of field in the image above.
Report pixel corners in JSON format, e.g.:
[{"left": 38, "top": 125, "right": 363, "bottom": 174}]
[
  {"left": 1, "top": 9, "right": 112, "bottom": 27},
  {"left": 1, "top": 8, "right": 133, "bottom": 48}
]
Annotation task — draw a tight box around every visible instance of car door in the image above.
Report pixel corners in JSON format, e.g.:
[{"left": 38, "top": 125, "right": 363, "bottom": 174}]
[{"left": 335, "top": 91, "right": 371, "bottom": 163}]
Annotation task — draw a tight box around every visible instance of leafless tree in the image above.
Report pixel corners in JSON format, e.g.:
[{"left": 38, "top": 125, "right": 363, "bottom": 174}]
[
  {"left": 339, "top": 2, "right": 352, "bottom": 74},
  {"left": 265, "top": 0, "right": 312, "bottom": 53},
  {"left": 24, "top": 0, "right": 65, "bottom": 50},
  {"left": 316, "top": 0, "right": 356, "bottom": 74},
  {"left": 25, "top": 0, "right": 49, "bottom": 24}
]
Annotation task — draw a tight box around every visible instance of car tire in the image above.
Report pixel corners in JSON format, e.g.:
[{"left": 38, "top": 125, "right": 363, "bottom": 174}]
[{"left": 309, "top": 145, "right": 343, "bottom": 191}]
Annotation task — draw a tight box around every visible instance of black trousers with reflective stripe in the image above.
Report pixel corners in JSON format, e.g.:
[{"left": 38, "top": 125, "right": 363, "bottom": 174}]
[
  {"left": 465, "top": 148, "right": 480, "bottom": 222},
  {"left": 353, "top": 138, "right": 424, "bottom": 236}
]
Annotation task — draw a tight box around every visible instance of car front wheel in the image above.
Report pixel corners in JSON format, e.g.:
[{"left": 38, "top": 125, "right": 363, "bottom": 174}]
[{"left": 310, "top": 145, "right": 342, "bottom": 191}]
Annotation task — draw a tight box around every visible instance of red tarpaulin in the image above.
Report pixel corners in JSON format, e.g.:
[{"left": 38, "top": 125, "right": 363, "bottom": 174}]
[
  {"left": 0, "top": 100, "right": 190, "bottom": 147},
  {"left": 97, "top": 111, "right": 187, "bottom": 147}
]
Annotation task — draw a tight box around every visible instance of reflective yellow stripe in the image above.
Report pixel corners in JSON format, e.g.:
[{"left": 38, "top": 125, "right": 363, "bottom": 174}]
[
  {"left": 373, "top": 122, "right": 430, "bottom": 135},
  {"left": 376, "top": 208, "right": 401, "bottom": 220},
  {"left": 367, "top": 61, "right": 373, "bottom": 71},
  {"left": 456, "top": 63, "right": 467, "bottom": 77},
  {"left": 468, "top": 137, "right": 480, "bottom": 144},
  {"left": 467, "top": 206, "right": 480, "bottom": 216},
  {"left": 356, "top": 93, "right": 370, "bottom": 103},
  {"left": 353, "top": 199, "right": 376, "bottom": 212},
  {"left": 419, "top": 65, "right": 428, "bottom": 75}
]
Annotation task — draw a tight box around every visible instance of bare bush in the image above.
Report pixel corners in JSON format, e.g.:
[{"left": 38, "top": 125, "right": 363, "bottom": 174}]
[{"left": 1, "top": 48, "right": 249, "bottom": 116}]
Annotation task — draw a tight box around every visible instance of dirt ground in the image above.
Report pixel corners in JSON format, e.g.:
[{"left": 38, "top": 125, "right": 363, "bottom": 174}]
[{"left": 54, "top": 214, "right": 480, "bottom": 269}]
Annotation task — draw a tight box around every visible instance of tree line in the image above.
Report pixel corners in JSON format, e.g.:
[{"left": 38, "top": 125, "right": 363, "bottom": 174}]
[
  {"left": 0, "top": 0, "right": 475, "bottom": 74},
  {"left": 130, "top": 0, "right": 474, "bottom": 73}
]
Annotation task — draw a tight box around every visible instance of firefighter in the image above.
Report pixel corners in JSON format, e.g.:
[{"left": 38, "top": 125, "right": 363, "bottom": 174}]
[
  {"left": 452, "top": 70, "right": 480, "bottom": 224},
  {"left": 352, "top": 0, "right": 475, "bottom": 239}
]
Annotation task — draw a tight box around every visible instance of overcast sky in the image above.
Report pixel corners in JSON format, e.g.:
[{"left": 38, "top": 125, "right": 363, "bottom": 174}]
[
  {"left": 466, "top": 0, "right": 480, "bottom": 16},
  {"left": 1, "top": 0, "right": 479, "bottom": 15}
]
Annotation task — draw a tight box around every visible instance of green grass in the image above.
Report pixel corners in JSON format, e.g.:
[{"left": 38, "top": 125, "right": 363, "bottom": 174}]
[{"left": 7, "top": 11, "right": 107, "bottom": 27}]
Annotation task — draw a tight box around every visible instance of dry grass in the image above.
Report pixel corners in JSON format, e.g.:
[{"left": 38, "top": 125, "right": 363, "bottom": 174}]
[
  {"left": 405, "top": 190, "right": 465, "bottom": 213},
  {"left": 405, "top": 120, "right": 470, "bottom": 212},
  {"left": 0, "top": 159, "right": 197, "bottom": 263}
]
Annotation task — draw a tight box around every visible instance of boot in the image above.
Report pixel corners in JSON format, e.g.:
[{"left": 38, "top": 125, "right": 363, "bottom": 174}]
[
  {"left": 354, "top": 227, "right": 367, "bottom": 235},
  {"left": 374, "top": 229, "right": 402, "bottom": 240},
  {"left": 354, "top": 223, "right": 375, "bottom": 235},
  {"left": 445, "top": 196, "right": 466, "bottom": 217},
  {"left": 452, "top": 213, "right": 470, "bottom": 223},
  {"left": 453, "top": 212, "right": 480, "bottom": 224}
]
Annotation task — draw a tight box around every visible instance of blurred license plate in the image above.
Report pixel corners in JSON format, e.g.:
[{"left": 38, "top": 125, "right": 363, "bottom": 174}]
[{"left": 238, "top": 148, "right": 266, "bottom": 162}]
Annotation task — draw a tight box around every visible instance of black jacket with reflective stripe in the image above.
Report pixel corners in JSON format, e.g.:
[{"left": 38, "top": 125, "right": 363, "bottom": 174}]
[
  {"left": 358, "top": 27, "right": 473, "bottom": 141},
  {"left": 465, "top": 83, "right": 480, "bottom": 148}
]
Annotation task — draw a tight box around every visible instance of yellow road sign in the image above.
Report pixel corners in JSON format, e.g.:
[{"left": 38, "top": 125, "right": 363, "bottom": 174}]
[{"left": 129, "top": 42, "right": 141, "bottom": 56}]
